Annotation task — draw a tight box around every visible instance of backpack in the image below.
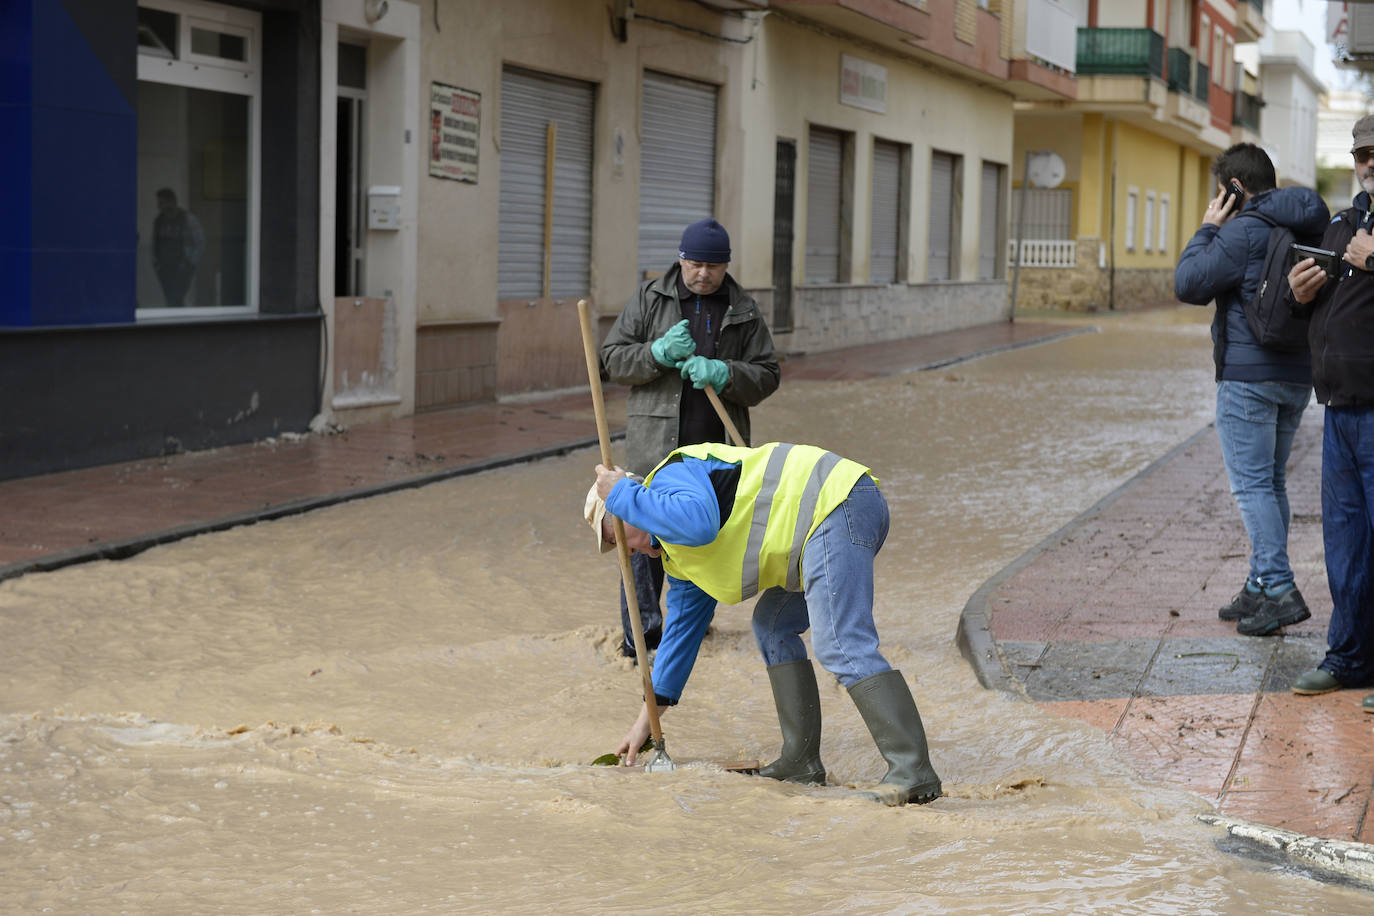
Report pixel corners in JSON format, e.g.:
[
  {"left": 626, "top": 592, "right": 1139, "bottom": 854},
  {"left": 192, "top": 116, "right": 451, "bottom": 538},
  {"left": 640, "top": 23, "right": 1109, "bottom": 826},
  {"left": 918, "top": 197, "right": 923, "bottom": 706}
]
[{"left": 1241, "top": 212, "right": 1316, "bottom": 352}]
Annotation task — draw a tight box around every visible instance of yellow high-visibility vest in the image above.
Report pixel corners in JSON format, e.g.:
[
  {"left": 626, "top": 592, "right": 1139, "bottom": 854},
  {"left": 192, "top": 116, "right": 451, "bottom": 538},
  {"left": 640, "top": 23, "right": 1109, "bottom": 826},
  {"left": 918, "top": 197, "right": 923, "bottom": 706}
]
[{"left": 646, "top": 442, "right": 874, "bottom": 603}]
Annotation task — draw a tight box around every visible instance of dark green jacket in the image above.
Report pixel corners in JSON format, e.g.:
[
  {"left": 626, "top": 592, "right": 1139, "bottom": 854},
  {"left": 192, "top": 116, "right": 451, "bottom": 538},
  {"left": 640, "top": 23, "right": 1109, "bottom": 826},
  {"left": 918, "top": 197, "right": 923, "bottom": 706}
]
[{"left": 600, "top": 263, "right": 780, "bottom": 475}]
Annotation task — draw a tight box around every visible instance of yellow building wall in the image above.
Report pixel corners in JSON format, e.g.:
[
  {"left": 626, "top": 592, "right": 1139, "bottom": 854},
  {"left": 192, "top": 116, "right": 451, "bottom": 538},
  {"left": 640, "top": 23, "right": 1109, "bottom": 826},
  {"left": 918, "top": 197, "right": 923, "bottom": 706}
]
[
  {"left": 1079, "top": 114, "right": 1106, "bottom": 241},
  {"left": 1110, "top": 121, "right": 1190, "bottom": 270},
  {"left": 1012, "top": 114, "right": 1082, "bottom": 238}
]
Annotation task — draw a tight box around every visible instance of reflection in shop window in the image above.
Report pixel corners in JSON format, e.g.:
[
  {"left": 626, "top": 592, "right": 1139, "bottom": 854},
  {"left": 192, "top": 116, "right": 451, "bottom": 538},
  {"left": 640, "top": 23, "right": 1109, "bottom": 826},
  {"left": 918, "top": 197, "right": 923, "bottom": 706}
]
[
  {"left": 136, "top": 0, "right": 258, "bottom": 314},
  {"left": 138, "top": 83, "right": 249, "bottom": 308}
]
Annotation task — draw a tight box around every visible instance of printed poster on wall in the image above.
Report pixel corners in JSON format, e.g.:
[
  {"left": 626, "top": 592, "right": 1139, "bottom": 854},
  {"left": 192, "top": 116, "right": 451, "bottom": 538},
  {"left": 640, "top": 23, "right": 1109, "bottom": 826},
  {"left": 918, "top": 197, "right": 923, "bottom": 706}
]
[{"left": 429, "top": 82, "right": 480, "bottom": 183}]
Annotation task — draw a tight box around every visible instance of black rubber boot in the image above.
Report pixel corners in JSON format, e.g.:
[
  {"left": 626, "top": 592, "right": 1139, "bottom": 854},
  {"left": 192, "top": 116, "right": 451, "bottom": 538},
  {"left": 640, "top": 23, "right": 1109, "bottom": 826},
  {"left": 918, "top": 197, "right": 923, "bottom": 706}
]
[
  {"left": 758, "top": 660, "right": 827, "bottom": 785},
  {"left": 847, "top": 669, "right": 942, "bottom": 806}
]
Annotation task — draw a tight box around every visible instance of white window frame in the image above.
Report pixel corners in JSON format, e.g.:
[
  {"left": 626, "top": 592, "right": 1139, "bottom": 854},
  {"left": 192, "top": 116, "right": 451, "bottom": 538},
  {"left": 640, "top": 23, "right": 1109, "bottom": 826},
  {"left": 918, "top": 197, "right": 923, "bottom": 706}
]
[
  {"left": 1143, "top": 190, "right": 1156, "bottom": 253},
  {"left": 137, "top": 0, "right": 262, "bottom": 317},
  {"left": 1125, "top": 186, "right": 1139, "bottom": 252},
  {"left": 1200, "top": 14, "right": 1211, "bottom": 66},
  {"left": 1158, "top": 193, "right": 1170, "bottom": 254},
  {"left": 1223, "top": 37, "right": 1235, "bottom": 92}
]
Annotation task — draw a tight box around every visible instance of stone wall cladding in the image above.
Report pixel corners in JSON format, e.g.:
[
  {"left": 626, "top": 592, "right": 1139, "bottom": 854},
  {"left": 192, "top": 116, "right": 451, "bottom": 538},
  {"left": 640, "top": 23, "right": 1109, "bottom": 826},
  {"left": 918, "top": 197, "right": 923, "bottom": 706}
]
[
  {"left": 778, "top": 281, "right": 1011, "bottom": 353},
  {"left": 1010, "top": 239, "right": 1177, "bottom": 312}
]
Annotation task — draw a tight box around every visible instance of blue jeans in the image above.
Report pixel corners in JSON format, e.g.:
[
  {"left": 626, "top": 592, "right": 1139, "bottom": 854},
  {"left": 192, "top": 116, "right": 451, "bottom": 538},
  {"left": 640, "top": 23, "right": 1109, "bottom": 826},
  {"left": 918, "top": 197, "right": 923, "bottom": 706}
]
[
  {"left": 1215, "top": 380, "right": 1311, "bottom": 590},
  {"left": 751, "top": 477, "right": 891, "bottom": 687},
  {"left": 1318, "top": 406, "right": 1374, "bottom": 686}
]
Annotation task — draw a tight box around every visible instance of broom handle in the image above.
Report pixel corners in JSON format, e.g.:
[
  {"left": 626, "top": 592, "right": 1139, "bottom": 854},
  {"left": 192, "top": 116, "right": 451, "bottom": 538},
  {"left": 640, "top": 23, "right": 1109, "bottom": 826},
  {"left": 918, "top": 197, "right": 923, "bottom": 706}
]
[
  {"left": 704, "top": 386, "right": 746, "bottom": 447},
  {"left": 576, "top": 300, "right": 665, "bottom": 748}
]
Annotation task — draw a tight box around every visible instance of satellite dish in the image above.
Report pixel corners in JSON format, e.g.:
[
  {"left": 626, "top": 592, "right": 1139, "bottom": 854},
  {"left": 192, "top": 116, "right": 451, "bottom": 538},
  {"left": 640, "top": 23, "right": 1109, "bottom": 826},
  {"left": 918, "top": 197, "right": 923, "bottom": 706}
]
[{"left": 1026, "top": 151, "right": 1066, "bottom": 189}]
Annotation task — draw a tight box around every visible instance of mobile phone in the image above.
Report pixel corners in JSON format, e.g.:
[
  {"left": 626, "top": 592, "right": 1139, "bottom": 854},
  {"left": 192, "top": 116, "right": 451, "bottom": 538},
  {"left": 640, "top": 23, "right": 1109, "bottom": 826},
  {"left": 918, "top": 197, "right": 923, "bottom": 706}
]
[
  {"left": 1220, "top": 179, "right": 1246, "bottom": 212},
  {"left": 1288, "top": 243, "right": 1341, "bottom": 278}
]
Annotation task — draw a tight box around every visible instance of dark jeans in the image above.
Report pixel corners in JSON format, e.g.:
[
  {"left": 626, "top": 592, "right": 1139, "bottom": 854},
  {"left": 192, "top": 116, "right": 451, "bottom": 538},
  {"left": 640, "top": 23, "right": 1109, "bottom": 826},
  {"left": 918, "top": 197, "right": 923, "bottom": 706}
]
[
  {"left": 156, "top": 263, "right": 194, "bottom": 307},
  {"left": 619, "top": 551, "right": 664, "bottom": 656},
  {"left": 1319, "top": 406, "right": 1374, "bottom": 686}
]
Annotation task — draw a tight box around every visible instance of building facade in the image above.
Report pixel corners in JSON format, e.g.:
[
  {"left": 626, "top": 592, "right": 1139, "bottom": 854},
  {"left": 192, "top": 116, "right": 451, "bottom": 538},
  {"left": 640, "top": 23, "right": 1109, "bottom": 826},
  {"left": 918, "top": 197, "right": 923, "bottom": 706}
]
[
  {"left": 1010, "top": 0, "right": 1275, "bottom": 311},
  {"left": 3, "top": 0, "right": 1080, "bottom": 480}
]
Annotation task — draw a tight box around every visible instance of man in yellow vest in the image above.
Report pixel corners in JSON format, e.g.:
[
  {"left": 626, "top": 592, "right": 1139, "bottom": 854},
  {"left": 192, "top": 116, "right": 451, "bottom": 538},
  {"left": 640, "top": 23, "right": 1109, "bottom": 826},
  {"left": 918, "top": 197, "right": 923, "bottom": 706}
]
[{"left": 585, "top": 441, "right": 942, "bottom": 806}]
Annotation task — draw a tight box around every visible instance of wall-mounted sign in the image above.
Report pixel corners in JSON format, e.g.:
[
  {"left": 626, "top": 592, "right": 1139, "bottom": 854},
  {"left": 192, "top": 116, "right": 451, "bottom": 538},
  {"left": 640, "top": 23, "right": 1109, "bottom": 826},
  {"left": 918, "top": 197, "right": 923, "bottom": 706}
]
[
  {"left": 840, "top": 54, "right": 887, "bottom": 114},
  {"left": 429, "top": 81, "right": 480, "bottom": 183}
]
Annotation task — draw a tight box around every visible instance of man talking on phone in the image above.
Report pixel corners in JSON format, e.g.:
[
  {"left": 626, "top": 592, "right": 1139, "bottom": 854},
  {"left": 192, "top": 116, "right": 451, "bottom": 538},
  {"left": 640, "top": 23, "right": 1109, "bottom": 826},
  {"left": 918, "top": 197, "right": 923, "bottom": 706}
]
[
  {"left": 1175, "top": 143, "right": 1329, "bottom": 637},
  {"left": 1283, "top": 114, "right": 1374, "bottom": 708}
]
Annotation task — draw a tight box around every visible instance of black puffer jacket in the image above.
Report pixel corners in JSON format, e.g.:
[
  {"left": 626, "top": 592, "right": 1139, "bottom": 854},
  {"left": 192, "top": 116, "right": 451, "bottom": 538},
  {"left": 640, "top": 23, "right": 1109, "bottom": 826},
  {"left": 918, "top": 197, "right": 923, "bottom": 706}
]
[
  {"left": 1288, "top": 191, "right": 1374, "bottom": 407},
  {"left": 1174, "top": 186, "right": 1329, "bottom": 383}
]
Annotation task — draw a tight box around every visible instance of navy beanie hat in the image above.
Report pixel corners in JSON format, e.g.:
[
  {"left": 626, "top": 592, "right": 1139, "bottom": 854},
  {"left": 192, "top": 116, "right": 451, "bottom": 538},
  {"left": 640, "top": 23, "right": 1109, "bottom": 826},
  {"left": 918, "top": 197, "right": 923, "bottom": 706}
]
[{"left": 678, "top": 218, "right": 731, "bottom": 263}]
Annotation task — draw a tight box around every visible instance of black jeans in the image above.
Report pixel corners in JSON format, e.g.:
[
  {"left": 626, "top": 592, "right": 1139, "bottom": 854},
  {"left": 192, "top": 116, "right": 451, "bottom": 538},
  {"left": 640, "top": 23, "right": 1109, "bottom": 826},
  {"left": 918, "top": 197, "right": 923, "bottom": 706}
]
[{"left": 618, "top": 551, "right": 664, "bottom": 656}]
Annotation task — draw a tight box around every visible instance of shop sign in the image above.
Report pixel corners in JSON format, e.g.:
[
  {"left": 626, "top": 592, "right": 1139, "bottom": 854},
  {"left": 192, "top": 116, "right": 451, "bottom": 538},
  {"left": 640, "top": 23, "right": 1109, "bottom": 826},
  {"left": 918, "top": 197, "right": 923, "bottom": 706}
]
[{"left": 840, "top": 54, "right": 886, "bottom": 114}]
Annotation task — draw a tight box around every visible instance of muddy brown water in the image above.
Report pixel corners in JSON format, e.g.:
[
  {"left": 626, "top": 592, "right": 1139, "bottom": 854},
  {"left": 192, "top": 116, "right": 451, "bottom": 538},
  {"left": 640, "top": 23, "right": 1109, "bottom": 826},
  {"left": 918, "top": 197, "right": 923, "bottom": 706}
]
[{"left": 3, "top": 310, "right": 1369, "bottom": 913}]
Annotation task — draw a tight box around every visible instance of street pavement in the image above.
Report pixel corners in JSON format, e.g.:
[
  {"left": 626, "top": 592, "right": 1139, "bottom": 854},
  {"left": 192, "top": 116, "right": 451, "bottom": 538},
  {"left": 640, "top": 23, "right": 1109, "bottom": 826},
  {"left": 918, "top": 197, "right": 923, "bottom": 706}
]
[{"left": 3, "top": 316, "right": 1371, "bottom": 873}]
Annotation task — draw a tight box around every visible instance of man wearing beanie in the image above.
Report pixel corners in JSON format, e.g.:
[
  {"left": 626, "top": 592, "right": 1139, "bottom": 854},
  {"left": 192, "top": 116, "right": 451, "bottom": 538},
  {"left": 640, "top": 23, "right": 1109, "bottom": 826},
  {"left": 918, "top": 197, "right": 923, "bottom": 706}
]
[
  {"left": 1285, "top": 113, "right": 1374, "bottom": 710},
  {"left": 599, "top": 218, "right": 780, "bottom": 660}
]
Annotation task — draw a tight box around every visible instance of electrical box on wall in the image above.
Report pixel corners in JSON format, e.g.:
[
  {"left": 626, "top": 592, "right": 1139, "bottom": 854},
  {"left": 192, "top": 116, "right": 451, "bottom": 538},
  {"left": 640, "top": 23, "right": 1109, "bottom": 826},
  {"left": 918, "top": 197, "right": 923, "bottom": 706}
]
[{"left": 367, "top": 186, "right": 402, "bottom": 230}]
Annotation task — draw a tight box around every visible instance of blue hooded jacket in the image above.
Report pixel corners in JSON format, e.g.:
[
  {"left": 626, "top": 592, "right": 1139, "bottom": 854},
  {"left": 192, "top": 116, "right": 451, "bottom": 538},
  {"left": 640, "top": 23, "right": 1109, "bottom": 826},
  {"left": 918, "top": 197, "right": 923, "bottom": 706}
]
[{"left": 1174, "top": 186, "right": 1329, "bottom": 383}]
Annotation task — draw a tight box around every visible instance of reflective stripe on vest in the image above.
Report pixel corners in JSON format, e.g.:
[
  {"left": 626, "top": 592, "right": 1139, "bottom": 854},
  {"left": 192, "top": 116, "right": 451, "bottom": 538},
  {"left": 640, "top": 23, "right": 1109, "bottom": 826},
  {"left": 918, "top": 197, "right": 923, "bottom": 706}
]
[{"left": 648, "top": 442, "right": 871, "bottom": 602}]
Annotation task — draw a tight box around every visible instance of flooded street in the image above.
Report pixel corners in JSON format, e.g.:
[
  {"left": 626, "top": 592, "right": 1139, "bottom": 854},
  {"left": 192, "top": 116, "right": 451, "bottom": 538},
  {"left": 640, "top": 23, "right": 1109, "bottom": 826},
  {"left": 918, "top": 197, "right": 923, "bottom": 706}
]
[{"left": 3, "top": 309, "right": 1369, "bottom": 913}]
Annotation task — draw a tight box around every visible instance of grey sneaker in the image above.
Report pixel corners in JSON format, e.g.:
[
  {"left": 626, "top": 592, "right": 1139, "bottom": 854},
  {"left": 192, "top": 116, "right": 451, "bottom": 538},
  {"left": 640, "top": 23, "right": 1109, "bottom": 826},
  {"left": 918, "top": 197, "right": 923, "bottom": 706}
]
[
  {"left": 1237, "top": 585, "right": 1310, "bottom": 636},
  {"left": 1218, "top": 584, "right": 1263, "bottom": 622}
]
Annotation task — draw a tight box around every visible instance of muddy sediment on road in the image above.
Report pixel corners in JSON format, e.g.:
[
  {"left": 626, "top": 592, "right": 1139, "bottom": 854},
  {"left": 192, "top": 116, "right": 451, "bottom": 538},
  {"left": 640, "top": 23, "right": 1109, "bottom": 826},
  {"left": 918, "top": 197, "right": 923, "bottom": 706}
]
[{"left": 4, "top": 309, "right": 1368, "bottom": 913}]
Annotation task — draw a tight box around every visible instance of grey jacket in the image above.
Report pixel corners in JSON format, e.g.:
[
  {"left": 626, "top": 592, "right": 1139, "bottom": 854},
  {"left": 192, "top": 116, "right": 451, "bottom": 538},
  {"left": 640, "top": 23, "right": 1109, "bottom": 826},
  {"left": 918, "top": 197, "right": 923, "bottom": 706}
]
[{"left": 600, "top": 263, "right": 780, "bottom": 476}]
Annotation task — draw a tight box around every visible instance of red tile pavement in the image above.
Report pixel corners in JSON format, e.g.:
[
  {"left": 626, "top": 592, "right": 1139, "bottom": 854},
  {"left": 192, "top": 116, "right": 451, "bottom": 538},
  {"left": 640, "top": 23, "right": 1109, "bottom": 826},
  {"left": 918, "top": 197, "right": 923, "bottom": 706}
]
[
  {"left": 0, "top": 319, "right": 1080, "bottom": 577},
  {"left": 961, "top": 415, "right": 1374, "bottom": 844}
]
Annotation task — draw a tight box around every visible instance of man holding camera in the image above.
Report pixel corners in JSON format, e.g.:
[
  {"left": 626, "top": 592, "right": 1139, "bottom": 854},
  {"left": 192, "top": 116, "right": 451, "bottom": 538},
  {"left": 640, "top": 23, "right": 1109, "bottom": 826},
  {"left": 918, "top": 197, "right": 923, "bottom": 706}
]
[
  {"left": 1174, "top": 143, "right": 1329, "bottom": 637},
  {"left": 1284, "top": 115, "right": 1374, "bottom": 708}
]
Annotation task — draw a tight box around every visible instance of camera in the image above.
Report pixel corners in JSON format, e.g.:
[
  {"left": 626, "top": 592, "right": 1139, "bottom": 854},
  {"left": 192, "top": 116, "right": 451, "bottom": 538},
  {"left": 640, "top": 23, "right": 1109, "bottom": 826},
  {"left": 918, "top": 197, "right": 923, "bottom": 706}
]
[{"left": 1288, "top": 243, "right": 1341, "bottom": 279}]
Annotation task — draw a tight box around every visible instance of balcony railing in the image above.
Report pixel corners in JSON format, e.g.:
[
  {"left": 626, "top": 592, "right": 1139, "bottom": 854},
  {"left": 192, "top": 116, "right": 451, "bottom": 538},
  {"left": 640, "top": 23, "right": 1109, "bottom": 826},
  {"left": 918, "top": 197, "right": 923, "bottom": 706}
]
[
  {"left": 1007, "top": 239, "right": 1077, "bottom": 268},
  {"left": 1234, "top": 91, "right": 1263, "bottom": 131},
  {"left": 1076, "top": 28, "right": 1164, "bottom": 78},
  {"left": 1194, "top": 61, "right": 1210, "bottom": 102},
  {"left": 1166, "top": 47, "right": 1193, "bottom": 94}
]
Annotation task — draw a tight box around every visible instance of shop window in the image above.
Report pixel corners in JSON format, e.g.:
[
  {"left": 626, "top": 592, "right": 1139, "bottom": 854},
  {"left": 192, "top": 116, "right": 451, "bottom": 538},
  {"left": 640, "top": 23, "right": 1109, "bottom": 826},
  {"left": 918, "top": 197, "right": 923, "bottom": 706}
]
[{"left": 135, "top": 0, "right": 260, "bottom": 315}]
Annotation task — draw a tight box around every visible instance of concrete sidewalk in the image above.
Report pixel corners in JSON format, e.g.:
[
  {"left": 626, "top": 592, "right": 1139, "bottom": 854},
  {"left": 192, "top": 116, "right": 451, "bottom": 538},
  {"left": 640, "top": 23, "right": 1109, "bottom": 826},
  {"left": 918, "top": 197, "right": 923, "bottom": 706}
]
[{"left": 3, "top": 315, "right": 1370, "bottom": 872}]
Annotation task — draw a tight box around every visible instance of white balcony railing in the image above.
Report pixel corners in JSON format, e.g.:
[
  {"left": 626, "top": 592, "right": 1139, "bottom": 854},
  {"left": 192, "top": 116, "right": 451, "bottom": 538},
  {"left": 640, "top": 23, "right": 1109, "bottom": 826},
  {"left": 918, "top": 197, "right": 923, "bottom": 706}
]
[{"left": 1007, "top": 239, "right": 1077, "bottom": 268}]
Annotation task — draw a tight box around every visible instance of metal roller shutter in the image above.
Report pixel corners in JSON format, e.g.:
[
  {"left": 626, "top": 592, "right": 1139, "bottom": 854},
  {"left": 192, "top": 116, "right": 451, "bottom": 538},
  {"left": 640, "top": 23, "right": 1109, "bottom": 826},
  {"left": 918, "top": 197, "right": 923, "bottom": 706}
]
[
  {"left": 498, "top": 67, "right": 594, "bottom": 300},
  {"left": 928, "top": 152, "right": 955, "bottom": 281},
  {"left": 806, "top": 127, "right": 842, "bottom": 283},
  {"left": 870, "top": 140, "right": 901, "bottom": 284},
  {"left": 638, "top": 72, "right": 717, "bottom": 276},
  {"left": 978, "top": 162, "right": 1002, "bottom": 280}
]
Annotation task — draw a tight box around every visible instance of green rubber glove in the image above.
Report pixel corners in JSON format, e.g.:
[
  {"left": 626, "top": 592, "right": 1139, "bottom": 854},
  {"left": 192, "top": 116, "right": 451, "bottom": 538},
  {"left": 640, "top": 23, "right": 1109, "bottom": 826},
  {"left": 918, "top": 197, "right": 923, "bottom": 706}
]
[
  {"left": 650, "top": 319, "right": 696, "bottom": 368},
  {"left": 679, "top": 355, "right": 729, "bottom": 392}
]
